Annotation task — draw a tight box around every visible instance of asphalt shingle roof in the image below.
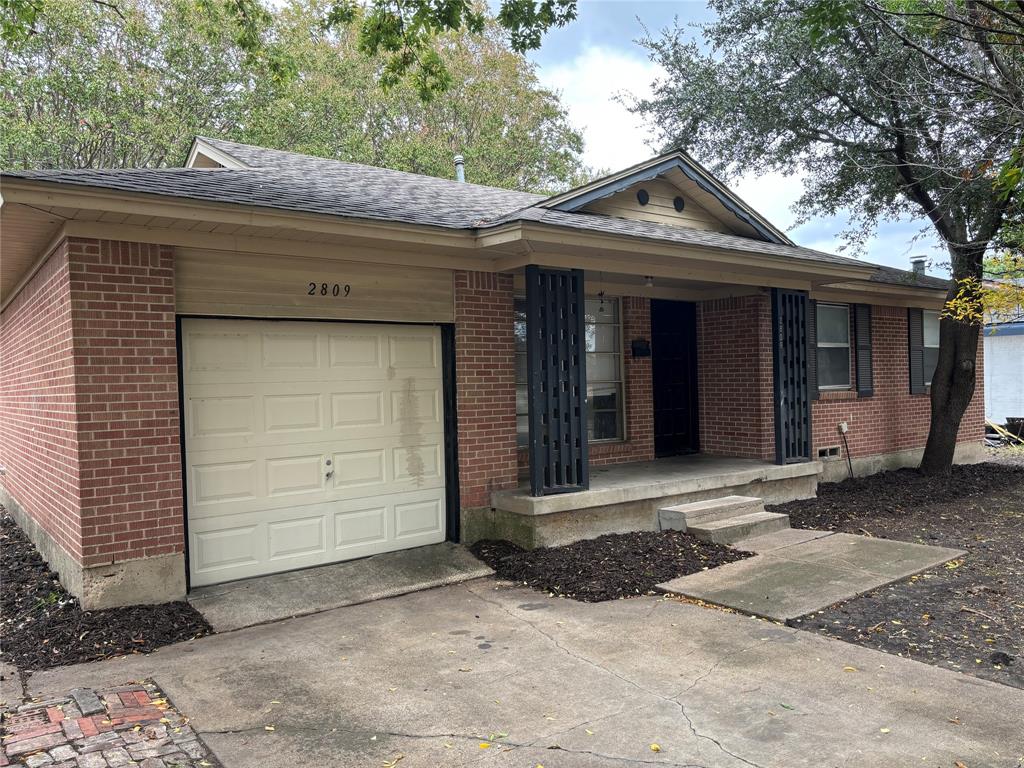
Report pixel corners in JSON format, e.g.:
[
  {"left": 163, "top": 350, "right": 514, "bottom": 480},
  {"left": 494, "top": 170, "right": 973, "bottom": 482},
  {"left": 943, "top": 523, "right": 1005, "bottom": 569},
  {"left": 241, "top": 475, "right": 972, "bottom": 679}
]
[{"left": 1, "top": 137, "right": 947, "bottom": 289}]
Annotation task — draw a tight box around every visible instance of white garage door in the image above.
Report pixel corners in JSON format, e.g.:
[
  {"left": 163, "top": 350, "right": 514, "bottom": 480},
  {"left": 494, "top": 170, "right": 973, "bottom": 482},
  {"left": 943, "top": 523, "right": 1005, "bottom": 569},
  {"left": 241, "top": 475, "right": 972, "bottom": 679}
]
[{"left": 181, "top": 319, "right": 446, "bottom": 587}]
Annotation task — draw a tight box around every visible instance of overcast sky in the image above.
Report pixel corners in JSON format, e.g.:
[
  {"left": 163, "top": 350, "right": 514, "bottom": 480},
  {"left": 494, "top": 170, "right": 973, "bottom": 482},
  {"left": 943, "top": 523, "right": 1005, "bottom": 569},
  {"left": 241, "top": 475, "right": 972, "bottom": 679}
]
[{"left": 525, "top": 0, "right": 947, "bottom": 273}]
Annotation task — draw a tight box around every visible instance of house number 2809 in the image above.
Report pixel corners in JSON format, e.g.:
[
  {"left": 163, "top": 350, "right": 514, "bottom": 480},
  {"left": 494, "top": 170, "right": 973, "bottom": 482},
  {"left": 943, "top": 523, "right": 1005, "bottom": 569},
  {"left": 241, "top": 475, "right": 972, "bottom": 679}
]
[{"left": 307, "top": 282, "right": 351, "bottom": 297}]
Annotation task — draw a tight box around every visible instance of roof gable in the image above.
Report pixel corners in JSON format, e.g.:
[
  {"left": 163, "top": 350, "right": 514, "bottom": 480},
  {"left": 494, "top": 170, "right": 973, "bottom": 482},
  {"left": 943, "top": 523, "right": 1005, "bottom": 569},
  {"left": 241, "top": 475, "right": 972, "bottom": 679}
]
[{"left": 540, "top": 152, "right": 792, "bottom": 245}]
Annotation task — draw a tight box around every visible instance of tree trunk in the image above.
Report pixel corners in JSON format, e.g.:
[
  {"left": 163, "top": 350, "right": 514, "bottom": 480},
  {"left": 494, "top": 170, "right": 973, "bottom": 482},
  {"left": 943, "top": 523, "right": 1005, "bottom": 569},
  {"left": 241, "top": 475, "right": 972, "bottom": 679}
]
[{"left": 919, "top": 244, "right": 985, "bottom": 476}]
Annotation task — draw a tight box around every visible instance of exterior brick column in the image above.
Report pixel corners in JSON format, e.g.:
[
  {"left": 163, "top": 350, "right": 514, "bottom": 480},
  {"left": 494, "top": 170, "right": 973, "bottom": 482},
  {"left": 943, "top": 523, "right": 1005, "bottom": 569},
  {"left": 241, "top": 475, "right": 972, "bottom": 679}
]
[
  {"left": 696, "top": 293, "right": 776, "bottom": 460},
  {"left": 453, "top": 271, "right": 519, "bottom": 509},
  {"left": 67, "top": 239, "right": 184, "bottom": 572}
]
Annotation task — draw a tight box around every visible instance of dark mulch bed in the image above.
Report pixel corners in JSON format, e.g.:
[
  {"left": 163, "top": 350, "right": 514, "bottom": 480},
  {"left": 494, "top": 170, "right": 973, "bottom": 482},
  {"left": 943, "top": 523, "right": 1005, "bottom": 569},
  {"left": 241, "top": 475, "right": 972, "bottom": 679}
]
[
  {"left": 769, "top": 461, "right": 1024, "bottom": 689},
  {"left": 471, "top": 530, "right": 750, "bottom": 602},
  {"left": 1, "top": 509, "right": 212, "bottom": 672}
]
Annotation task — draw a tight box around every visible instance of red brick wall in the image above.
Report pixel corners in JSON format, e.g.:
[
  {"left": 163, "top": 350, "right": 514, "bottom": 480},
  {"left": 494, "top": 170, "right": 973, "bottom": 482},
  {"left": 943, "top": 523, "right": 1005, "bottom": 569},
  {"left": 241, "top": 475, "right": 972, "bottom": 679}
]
[
  {"left": 454, "top": 271, "right": 518, "bottom": 508},
  {"left": 0, "top": 240, "right": 84, "bottom": 561},
  {"left": 67, "top": 238, "right": 183, "bottom": 567},
  {"left": 696, "top": 294, "right": 775, "bottom": 460},
  {"left": 811, "top": 304, "right": 984, "bottom": 458}
]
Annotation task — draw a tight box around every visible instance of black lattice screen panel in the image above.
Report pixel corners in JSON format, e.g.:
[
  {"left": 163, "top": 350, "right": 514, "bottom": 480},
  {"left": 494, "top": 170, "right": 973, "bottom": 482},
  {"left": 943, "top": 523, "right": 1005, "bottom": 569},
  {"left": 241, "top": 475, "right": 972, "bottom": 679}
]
[
  {"left": 524, "top": 265, "right": 590, "bottom": 495},
  {"left": 771, "top": 288, "right": 813, "bottom": 464}
]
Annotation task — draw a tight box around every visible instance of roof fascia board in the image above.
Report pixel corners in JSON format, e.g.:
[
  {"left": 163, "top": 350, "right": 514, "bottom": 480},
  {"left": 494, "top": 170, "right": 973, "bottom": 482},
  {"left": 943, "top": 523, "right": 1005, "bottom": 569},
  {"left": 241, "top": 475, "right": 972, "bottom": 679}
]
[
  {"left": 1, "top": 179, "right": 478, "bottom": 251},
  {"left": 493, "top": 250, "right": 814, "bottom": 292},
  {"left": 62, "top": 220, "right": 487, "bottom": 270},
  {"left": 185, "top": 138, "right": 250, "bottom": 169},
  {"left": 542, "top": 153, "right": 792, "bottom": 245},
  {"left": 811, "top": 286, "right": 945, "bottom": 309},
  {"left": 507, "top": 221, "right": 876, "bottom": 282},
  {"left": 818, "top": 280, "right": 949, "bottom": 297}
]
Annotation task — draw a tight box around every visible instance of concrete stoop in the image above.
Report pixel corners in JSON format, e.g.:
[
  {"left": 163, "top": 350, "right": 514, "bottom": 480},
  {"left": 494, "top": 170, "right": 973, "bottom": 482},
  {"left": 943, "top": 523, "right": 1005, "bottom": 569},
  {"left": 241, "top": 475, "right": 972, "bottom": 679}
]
[{"left": 658, "top": 495, "right": 791, "bottom": 545}]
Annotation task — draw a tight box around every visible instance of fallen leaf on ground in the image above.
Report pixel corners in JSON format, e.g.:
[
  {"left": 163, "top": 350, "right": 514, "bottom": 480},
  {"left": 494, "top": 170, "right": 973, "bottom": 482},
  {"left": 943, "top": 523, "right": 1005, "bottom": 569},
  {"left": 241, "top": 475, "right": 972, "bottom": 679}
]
[{"left": 650, "top": 744, "right": 661, "bottom": 752}]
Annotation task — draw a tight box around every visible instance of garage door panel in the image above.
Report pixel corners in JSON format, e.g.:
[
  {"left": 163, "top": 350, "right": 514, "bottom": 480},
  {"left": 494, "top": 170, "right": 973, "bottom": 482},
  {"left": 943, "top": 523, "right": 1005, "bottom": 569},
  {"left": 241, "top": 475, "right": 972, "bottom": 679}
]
[
  {"left": 268, "top": 516, "right": 326, "bottom": 561},
  {"left": 189, "top": 396, "right": 256, "bottom": 438},
  {"left": 188, "top": 488, "right": 446, "bottom": 585},
  {"left": 182, "top": 318, "right": 447, "bottom": 587},
  {"left": 264, "top": 393, "right": 323, "bottom": 433}
]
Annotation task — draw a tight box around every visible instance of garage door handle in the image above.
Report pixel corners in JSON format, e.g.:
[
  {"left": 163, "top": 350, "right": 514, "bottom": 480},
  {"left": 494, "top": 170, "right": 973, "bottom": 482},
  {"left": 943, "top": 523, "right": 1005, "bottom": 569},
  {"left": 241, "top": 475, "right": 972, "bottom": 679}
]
[{"left": 325, "top": 470, "right": 334, "bottom": 480}]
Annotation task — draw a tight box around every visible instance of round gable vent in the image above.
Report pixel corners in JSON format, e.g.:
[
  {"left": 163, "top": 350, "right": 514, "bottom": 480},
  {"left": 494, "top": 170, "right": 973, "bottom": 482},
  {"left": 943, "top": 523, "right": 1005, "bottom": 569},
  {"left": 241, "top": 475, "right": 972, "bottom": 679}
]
[
  {"left": 636, "top": 189, "right": 650, "bottom": 206},
  {"left": 673, "top": 196, "right": 685, "bottom": 212}
]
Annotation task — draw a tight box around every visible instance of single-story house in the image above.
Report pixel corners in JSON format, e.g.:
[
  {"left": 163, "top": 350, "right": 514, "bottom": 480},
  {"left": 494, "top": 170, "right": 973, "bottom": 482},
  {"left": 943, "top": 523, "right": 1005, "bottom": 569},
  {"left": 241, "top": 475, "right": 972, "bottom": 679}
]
[{"left": 0, "top": 138, "right": 984, "bottom": 609}]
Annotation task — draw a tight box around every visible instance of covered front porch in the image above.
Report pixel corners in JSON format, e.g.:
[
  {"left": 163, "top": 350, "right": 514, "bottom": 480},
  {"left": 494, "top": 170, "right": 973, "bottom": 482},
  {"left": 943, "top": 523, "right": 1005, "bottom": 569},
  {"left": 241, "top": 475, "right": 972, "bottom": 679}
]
[{"left": 463, "top": 454, "right": 821, "bottom": 549}]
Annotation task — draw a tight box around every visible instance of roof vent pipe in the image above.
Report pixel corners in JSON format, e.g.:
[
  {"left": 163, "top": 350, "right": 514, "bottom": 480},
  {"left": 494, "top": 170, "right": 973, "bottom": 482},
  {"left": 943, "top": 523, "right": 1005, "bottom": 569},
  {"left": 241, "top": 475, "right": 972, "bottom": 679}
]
[
  {"left": 454, "top": 154, "right": 465, "bottom": 183},
  {"left": 910, "top": 256, "right": 927, "bottom": 275}
]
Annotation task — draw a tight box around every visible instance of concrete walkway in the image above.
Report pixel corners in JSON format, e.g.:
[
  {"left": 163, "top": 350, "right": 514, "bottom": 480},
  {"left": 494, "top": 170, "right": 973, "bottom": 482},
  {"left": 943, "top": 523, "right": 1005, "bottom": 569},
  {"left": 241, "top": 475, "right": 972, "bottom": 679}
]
[
  {"left": 188, "top": 542, "right": 492, "bottom": 632},
  {"left": 23, "top": 581, "right": 1022, "bottom": 767},
  {"left": 657, "top": 531, "right": 964, "bottom": 621}
]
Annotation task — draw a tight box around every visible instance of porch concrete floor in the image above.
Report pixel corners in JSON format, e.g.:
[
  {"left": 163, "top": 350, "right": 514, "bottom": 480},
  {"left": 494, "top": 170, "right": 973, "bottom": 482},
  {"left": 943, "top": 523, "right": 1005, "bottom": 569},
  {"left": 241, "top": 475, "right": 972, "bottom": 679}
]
[
  {"left": 188, "top": 542, "right": 492, "bottom": 632},
  {"left": 657, "top": 531, "right": 964, "bottom": 622},
  {"left": 492, "top": 454, "right": 821, "bottom": 515}
]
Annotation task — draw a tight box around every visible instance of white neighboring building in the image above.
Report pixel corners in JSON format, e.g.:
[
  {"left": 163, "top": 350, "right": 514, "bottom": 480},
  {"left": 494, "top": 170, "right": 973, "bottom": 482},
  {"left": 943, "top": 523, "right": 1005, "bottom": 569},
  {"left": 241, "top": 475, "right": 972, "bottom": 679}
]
[{"left": 984, "top": 321, "right": 1024, "bottom": 426}]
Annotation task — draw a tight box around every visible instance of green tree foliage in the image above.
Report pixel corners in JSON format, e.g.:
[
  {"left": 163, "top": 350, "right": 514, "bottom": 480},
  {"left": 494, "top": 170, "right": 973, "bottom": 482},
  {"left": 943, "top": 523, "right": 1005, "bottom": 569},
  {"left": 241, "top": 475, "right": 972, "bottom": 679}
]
[
  {"left": 629, "top": 0, "right": 1021, "bottom": 474},
  {"left": 0, "top": 0, "right": 587, "bottom": 192}
]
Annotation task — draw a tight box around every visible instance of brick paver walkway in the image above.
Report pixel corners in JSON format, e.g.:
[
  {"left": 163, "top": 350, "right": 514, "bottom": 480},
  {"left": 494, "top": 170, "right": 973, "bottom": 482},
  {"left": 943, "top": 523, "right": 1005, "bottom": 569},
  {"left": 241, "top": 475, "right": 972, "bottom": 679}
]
[{"left": 1, "top": 681, "right": 218, "bottom": 767}]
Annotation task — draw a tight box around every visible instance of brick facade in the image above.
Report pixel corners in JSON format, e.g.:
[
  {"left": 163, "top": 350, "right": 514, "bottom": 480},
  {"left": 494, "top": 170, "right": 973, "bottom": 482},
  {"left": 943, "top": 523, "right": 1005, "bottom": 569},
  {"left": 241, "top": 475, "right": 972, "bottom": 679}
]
[
  {"left": 0, "top": 237, "right": 184, "bottom": 587},
  {"left": 0, "top": 240, "right": 83, "bottom": 561},
  {"left": 696, "top": 294, "right": 776, "bottom": 460},
  {"left": 811, "top": 304, "right": 984, "bottom": 459},
  {"left": 68, "top": 238, "right": 183, "bottom": 567},
  {"left": 453, "top": 271, "right": 519, "bottom": 508}
]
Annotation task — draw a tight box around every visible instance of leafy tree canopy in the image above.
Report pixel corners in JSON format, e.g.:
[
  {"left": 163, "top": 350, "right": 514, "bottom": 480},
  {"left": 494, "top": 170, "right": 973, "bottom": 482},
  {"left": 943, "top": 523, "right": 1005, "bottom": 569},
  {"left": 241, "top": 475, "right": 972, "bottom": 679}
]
[
  {"left": 627, "top": 0, "right": 1023, "bottom": 473},
  {"left": 0, "top": 0, "right": 588, "bottom": 192}
]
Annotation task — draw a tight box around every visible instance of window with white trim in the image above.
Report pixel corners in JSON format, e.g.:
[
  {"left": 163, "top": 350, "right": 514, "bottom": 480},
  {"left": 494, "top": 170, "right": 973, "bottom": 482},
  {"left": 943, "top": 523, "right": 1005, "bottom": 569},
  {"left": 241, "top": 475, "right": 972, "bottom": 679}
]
[
  {"left": 514, "top": 296, "right": 624, "bottom": 447},
  {"left": 816, "top": 303, "right": 851, "bottom": 389},
  {"left": 923, "top": 310, "right": 940, "bottom": 385}
]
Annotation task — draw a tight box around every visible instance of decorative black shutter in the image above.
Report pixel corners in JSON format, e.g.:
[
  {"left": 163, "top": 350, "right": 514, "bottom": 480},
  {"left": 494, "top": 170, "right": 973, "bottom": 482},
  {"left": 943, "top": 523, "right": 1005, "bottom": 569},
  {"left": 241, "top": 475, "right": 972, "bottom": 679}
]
[
  {"left": 853, "top": 304, "right": 873, "bottom": 397},
  {"left": 806, "top": 299, "right": 819, "bottom": 400},
  {"left": 907, "top": 308, "right": 925, "bottom": 394}
]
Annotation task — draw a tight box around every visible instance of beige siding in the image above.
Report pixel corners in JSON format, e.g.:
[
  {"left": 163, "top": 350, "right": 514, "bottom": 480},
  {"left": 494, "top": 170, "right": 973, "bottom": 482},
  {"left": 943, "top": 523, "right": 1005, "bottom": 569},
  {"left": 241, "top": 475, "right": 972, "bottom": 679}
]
[
  {"left": 175, "top": 247, "right": 454, "bottom": 322},
  {"left": 583, "top": 178, "right": 728, "bottom": 232}
]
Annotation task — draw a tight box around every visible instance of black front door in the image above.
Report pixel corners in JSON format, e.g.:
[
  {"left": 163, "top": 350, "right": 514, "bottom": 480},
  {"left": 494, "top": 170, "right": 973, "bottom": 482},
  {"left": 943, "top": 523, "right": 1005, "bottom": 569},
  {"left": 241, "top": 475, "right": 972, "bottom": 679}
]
[{"left": 651, "top": 299, "right": 700, "bottom": 457}]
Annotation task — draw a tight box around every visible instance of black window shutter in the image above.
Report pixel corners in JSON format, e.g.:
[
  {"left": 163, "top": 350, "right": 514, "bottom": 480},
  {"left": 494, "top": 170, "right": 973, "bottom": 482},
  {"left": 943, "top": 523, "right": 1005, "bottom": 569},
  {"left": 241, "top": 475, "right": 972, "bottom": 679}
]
[
  {"left": 853, "top": 303, "right": 873, "bottom": 397},
  {"left": 806, "top": 299, "right": 819, "bottom": 400},
  {"left": 907, "top": 308, "right": 925, "bottom": 394}
]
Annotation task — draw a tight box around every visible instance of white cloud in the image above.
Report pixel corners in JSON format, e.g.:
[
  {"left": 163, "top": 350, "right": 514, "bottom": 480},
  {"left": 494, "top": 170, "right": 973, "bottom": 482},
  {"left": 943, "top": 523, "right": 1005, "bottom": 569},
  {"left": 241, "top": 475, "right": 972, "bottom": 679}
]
[{"left": 534, "top": 45, "right": 664, "bottom": 171}]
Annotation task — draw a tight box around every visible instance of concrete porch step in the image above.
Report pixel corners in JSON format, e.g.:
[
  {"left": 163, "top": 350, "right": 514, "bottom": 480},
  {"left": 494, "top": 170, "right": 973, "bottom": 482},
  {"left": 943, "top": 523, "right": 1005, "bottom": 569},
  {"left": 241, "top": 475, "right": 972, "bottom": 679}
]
[
  {"left": 657, "top": 495, "right": 765, "bottom": 530},
  {"left": 688, "top": 511, "right": 791, "bottom": 545}
]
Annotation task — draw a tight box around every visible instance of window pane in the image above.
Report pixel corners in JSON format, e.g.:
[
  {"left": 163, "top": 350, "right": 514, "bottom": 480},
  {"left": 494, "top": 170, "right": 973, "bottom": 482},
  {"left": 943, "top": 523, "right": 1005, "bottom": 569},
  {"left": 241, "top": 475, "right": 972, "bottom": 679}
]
[
  {"left": 516, "top": 384, "right": 528, "bottom": 416},
  {"left": 515, "top": 353, "right": 527, "bottom": 382},
  {"left": 514, "top": 299, "right": 527, "bottom": 352},
  {"left": 924, "top": 347, "right": 939, "bottom": 385},
  {"left": 817, "top": 304, "right": 849, "bottom": 344},
  {"left": 818, "top": 347, "right": 850, "bottom": 388},
  {"left": 589, "top": 383, "right": 619, "bottom": 411},
  {"left": 586, "top": 323, "right": 620, "bottom": 353},
  {"left": 587, "top": 353, "right": 620, "bottom": 382},
  {"left": 584, "top": 297, "right": 619, "bottom": 325},
  {"left": 923, "top": 310, "right": 940, "bottom": 347},
  {"left": 516, "top": 415, "right": 529, "bottom": 447}
]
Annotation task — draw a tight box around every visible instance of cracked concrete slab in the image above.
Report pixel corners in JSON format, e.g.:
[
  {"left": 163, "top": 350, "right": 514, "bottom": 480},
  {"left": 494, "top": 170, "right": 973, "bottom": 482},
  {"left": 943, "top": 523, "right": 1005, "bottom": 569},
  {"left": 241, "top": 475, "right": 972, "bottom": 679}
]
[
  {"left": 657, "top": 533, "right": 964, "bottom": 621},
  {"left": 25, "top": 581, "right": 1021, "bottom": 767}
]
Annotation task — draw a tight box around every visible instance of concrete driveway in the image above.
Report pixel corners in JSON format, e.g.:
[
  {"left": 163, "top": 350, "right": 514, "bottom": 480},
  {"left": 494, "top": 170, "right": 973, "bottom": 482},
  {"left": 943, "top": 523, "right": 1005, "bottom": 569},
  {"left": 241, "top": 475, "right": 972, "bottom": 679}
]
[{"left": 21, "top": 580, "right": 1024, "bottom": 768}]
